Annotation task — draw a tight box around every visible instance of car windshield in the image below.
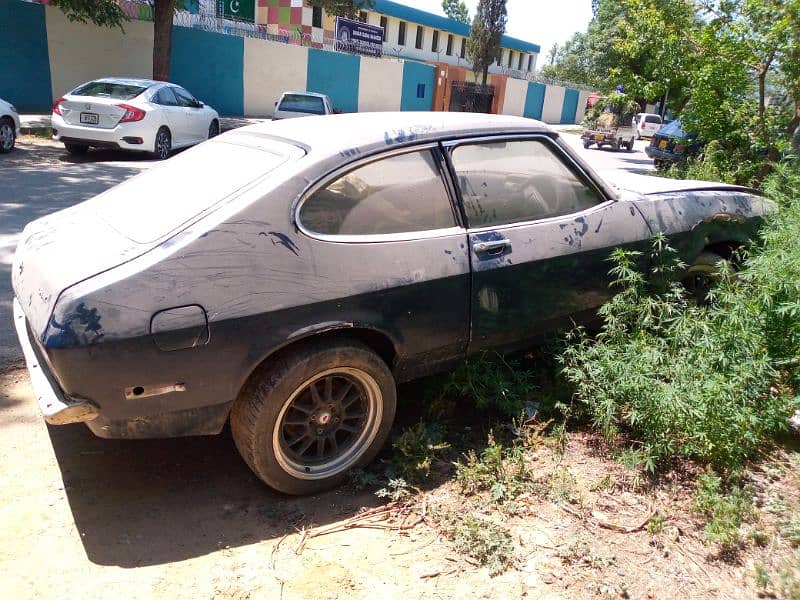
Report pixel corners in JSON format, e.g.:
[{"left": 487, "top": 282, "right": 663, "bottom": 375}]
[
  {"left": 96, "top": 140, "right": 298, "bottom": 243},
  {"left": 658, "top": 119, "right": 686, "bottom": 137},
  {"left": 71, "top": 81, "right": 148, "bottom": 100},
  {"left": 278, "top": 94, "right": 325, "bottom": 115}
]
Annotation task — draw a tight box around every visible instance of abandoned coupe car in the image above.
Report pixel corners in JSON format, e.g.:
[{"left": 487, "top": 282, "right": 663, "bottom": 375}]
[{"left": 12, "top": 112, "right": 772, "bottom": 494}]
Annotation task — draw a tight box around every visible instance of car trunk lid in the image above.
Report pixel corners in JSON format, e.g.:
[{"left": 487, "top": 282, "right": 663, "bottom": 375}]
[{"left": 57, "top": 96, "right": 133, "bottom": 129}]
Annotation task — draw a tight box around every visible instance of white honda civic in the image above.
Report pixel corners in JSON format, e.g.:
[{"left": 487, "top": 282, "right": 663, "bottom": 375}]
[{"left": 51, "top": 77, "right": 219, "bottom": 159}]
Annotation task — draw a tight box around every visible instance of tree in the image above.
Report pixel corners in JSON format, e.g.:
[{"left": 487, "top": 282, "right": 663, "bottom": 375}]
[
  {"left": 441, "top": 0, "right": 469, "bottom": 24},
  {"left": 51, "top": 0, "right": 185, "bottom": 81},
  {"left": 546, "top": 42, "right": 559, "bottom": 65},
  {"left": 307, "top": 0, "right": 374, "bottom": 18},
  {"left": 466, "top": 0, "right": 507, "bottom": 85}
]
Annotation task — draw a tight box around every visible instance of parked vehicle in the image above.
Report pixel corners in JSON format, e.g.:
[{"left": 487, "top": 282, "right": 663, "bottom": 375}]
[
  {"left": 51, "top": 77, "right": 219, "bottom": 159},
  {"left": 273, "top": 91, "right": 336, "bottom": 120},
  {"left": 644, "top": 119, "right": 701, "bottom": 169},
  {"left": 633, "top": 112, "right": 663, "bottom": 139},
  {"left": 581, "top": 110, "right": 636, "bottom": 151},
  {"left": 13, "top": 112, "right": 772, "bottom": 494},
  {"left": 0, "top": 97, "right": 20, "bottom": 153}
]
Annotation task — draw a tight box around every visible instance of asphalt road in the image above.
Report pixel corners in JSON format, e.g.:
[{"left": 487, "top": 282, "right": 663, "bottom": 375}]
[{"left": 0, "top": 127, "right": 653, "bottom": 367}]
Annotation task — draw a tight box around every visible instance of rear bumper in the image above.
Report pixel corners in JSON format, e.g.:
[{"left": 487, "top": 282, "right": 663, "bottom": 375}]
[
  {"left": 644, "top": 146, "right": 682, "bottom": 162},
  {"left": 51, "top": 115, "right": 154, "bottom": 151},
  {"left": 13, "top": 298, "right": 99, "bottom": 425}
]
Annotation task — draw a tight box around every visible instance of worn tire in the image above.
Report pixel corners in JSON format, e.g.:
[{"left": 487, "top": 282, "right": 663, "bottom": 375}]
[
  {"left": 582, "top": 139, "right": 591, "bottom": 149},
  {"left": 208, "top": 119, "right": 220, "bottom": 139},
  {"left": 231, "top": 340, "right": 397, "bottom": 495},
  {"left": 64, "top": 142, "right": 89, "bottom": 155},
  {"left": 0, "top": 117, "right": 16, "bottom": 153},
  {"left": 683, "top": 251, "right": 726, "bottom": 302}
]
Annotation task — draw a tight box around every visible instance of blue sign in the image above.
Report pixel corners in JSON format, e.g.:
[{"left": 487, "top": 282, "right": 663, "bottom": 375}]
[{"left": 334, "top": 16, "right": 384, "bottom": 57}]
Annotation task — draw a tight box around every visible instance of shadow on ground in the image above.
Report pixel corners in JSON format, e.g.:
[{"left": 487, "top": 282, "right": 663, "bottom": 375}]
[{"left": 48, "top": 421, "right": 382, "bottom": 568}]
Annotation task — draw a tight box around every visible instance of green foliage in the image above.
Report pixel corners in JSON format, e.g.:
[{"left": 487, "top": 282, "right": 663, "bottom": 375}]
[
  {"left": 466, "top": 0, "right": 507, "bottom": 84},
  {"left": 693, "top": 474, "right": 755, "bottom": 549},
  {"left": 390, "top": 422, "right": 449, "bottom": 484},
  {"left": 450, "top": 514, "right": 516, "bottom": 575},
  {"left": 51, "top": 0, "right": 129, "bottom": 29},
  {"left": 455, "top": 434, "right": 529, "bottom": 502},
  {"left": 441, "top": 0, "right": 469, "bottom": 24},
  {"left": 375, "top": 478, "right": 413, "bottom": 502},
  {"left": 559, "top": 227, "right": 793, "bottom": 471},
  {"left": 438, "top": 352, "right": 535, "bottom": 418},
  {"left": 581, "top": 91, "right": 641, "bottom": 129}
]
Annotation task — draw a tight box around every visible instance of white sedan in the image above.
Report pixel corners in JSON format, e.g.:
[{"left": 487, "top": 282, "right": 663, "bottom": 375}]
[
  {"left": 0, "top": 97, "right": 20, "bottom": 153},
  {"left": 51, "top": 77, "right": 219, "bottom": 159}
]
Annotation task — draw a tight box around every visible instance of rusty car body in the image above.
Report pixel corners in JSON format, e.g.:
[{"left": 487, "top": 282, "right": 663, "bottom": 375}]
[{"left": 12, "top": 112, "right": 772, "bottom": 494}]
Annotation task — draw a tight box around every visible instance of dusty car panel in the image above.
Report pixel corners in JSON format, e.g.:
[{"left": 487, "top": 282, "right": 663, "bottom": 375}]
[{"left": 11, "top": 112, "right": 772, "bottom": 492}]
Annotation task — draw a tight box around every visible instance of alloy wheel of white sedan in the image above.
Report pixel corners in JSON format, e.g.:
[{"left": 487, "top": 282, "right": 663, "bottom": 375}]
[{"left": 50, "top": 77, "right": 219, "bottom": 159}]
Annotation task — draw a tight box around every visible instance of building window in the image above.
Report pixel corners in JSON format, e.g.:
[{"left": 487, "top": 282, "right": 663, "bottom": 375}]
[
  {"left": 527, "top": 54, "right": 533, "bottom": 71},
  {"left": 312, "top": 6, "right": 322, "bottom": 28},
  {"left": 417, "top": 83, "right": 426, "bottom": 98},
  {"left": 379, "top": 16, "right": 387, "bottom": 42},
  {"left": 358, "top": 11, "right": 367, "bottom": 23},
  {"left": 415, "top": 25, "right": 423, "bottom": 49},
  {"left": 507, "top": 50, "right": 513, "bottom": 68},
  {"left": 446, "top": 34, "right": 453, "bottom": 55},
  {"left": 398, "top": 21, "right": 406, "bottom": 45},
  {"left": 460, "top": 38, "right": 465, "bottom": 58},
  {"left": 432, "top": 30, "right": 439, "bottom": 52},
  {"left": 518, "top": 53, "right": 524, "bottom": 70}
]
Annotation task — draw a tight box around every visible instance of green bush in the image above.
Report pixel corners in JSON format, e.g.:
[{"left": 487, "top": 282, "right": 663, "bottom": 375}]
[
  {"left": 559, "top": 161, "right": 800, "bottom": 472},
  {"left": 390, "top": 422, "right": 449, "bottom": 484}
]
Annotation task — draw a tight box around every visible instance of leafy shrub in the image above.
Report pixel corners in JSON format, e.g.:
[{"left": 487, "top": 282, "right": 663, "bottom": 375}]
[
  {"left": 693, "top": 474, "right": 754, "bottom": 549},
  {"left": 450, "top": 514, "right": 516, "bottom": 575},
  {"left": 438, "top": 352, "right": 536, "bottom": 418},
  {"left": 559, "top": 229, "right": 791, "bottom": 471},
  {"left": 390, "top": 422, "right": 449, "bottom": 484},
  {"left": 455, "top": 433, "right": 529, "bottom": 502}
]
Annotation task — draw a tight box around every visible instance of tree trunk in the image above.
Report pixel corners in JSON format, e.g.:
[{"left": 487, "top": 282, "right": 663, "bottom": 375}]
[
  {"left": 153, "top": 0, "right": 176, "bottom": 81},
  {"left": 482, "top": 66, "right": 488, "bottom": 86}
]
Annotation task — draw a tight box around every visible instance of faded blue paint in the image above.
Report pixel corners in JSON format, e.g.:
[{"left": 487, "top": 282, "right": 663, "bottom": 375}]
[
  {"left": 524, "top": 82, "right": 546, "bottom": 120},
  {"left": 0, "top": 0, "right": 52, "bottom": 111},
  {"left": 400, "top": 61, "right": 434, "bottom": 111},
  {"left": 561, "top": 88, "right": 580, "bottom": 124},
  {"left": 306, "top": 48, "right": 360, "bottom": 113},
  {"left": 170, "top": 27, "right": 243, "bottom": 116}
]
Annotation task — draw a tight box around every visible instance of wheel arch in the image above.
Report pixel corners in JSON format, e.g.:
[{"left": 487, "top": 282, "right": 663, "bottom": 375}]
[{"left": 235, "top": 324, "right": 399, "bottom": 402}]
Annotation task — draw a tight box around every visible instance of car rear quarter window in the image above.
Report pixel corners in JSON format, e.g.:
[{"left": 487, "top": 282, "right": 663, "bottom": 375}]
[
  {"left": 299, "top": 150, "right": 455, "bottom": 236},
  {"left": 450, "top": 139, "right": 603, "bottom": 228},
  {"left": 72, "top": 81, "right": 147, "bottom": 100},
  {"left": 278, "top": 94, "right": 325, "bottom": 115}
]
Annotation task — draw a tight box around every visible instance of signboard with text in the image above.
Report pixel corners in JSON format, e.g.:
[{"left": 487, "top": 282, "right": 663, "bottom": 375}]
[
  {"left": 334, "top": 16, "right": 383, "bottom": 57},
  {"left": 217, "top": 0, "right": 254, "bottom": 23}
]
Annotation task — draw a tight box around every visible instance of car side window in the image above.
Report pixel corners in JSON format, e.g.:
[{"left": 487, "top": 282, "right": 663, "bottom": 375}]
[
  {"left": 154, "top": 87, "right": 179, "bottom": 106},
  {"left": 173, "top": 87, "right": 196, "bottom": 108},
  {"left": 299, "top": 150, "right": 455, "bottom": 236},
  {"left": 449, "top": 139, "right": 603, "bottom": 228}
]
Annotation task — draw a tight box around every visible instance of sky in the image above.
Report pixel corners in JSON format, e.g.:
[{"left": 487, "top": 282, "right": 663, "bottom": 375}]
[{"left": 397, "top": 0, "right": 594, "bottom": 64}]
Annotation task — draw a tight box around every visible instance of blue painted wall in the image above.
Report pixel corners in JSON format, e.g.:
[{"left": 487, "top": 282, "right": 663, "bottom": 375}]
[
  {"left": 0, "top": 0, "right": 52, "bottom": 112},
  {"left": 306, "top": 48, "right": 360, "bottom": 113},
  {"left": 171, "top": 27, "right": 243, "bottom": 116},
  {"left": 400, "top": 61, "right": 435, "bottom": 111},
  {"left": 524, "top": 82, "right": 546, "bottom": 120},
  {"left": 561, "top": 88, "right": 580, "bottom": 124}
]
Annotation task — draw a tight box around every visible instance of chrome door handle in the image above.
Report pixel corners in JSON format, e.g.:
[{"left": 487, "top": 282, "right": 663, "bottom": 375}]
[{"left": 473, "top": 239, "right": 511, "bottom": 254}]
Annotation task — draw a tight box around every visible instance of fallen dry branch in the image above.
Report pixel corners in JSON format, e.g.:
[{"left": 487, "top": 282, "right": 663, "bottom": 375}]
[
  {"left": 590, "top": 506, "right": 657, "bottom": 534},
  {"left": 294, "top": 501, "right": 423, "bottom": 554}
]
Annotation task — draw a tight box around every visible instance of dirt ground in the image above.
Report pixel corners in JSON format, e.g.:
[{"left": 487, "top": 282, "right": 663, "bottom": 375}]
[{"left": 2, "top": 365, "right": 799, "bottom": 599}]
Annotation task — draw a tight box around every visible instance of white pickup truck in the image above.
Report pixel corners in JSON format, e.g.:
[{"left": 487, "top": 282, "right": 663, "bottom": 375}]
[{"left": 273, "top": 91, "right": 339, "bottom": 120}]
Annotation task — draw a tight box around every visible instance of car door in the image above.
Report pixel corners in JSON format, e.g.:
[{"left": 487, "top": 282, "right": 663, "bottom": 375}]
[
  {"left": 173, "top": 86, "right": 206, "bottom": 144},
  {"left": 151, "top": 86, "right": 185, "bottom": 144},
  {"left": 444, "top": 136, "right": 653, "bottom": 353}
]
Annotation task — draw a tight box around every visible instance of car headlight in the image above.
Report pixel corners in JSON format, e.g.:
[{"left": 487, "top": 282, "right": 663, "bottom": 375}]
[{"left": 9, "top": 104, "right": 17, "bottom": 113}]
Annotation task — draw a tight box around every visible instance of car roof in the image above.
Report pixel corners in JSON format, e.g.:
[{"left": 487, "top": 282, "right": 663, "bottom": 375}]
[
  {"left": 87, "top": 77, "right": 162, "bottom": 87},
  {"left": 230, "top": 112, "right": 552, "bottom": 157},
  {"left": 280, "top": 91, "right": 329, "bottom": 99}
]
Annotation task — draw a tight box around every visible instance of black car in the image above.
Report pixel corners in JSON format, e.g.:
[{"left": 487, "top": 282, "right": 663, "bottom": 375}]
[
  {"left": 13, "top": 112, "right": 772, "bottom": 494},
  {"left": 644, "top": 119, "right": 701, "bottom": 169}
]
